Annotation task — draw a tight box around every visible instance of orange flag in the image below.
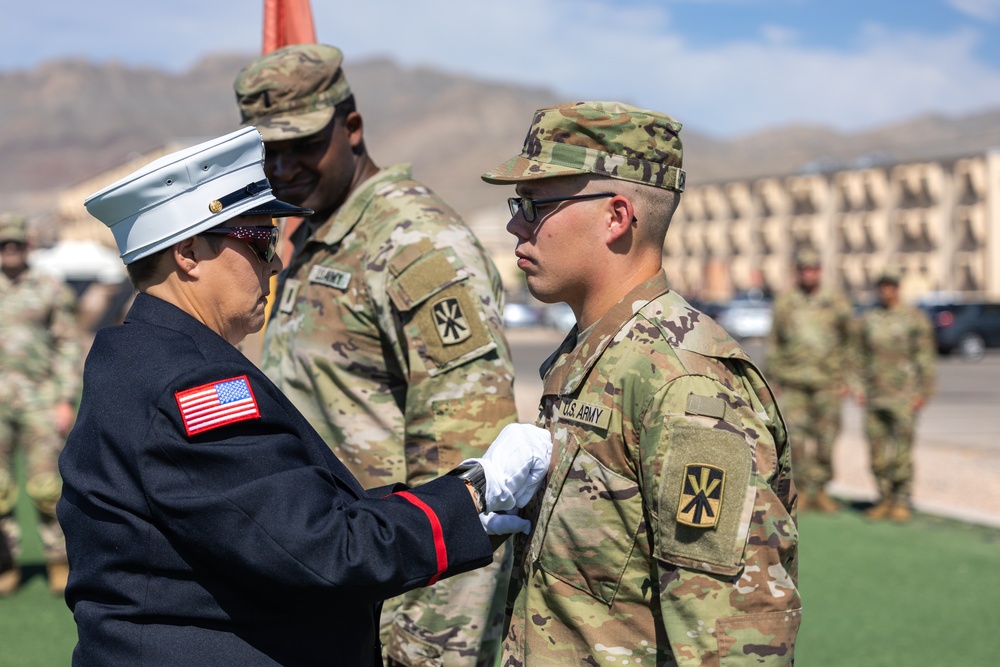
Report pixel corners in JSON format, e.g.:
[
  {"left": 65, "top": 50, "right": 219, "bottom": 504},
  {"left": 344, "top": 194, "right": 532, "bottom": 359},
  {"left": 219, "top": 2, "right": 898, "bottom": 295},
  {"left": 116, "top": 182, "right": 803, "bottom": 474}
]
[
  {"left": 259, "top": 0, "right": 316, "bottom": 339},
  {"left": 263, "top": 0, "right": 317, "bottom": 53}
]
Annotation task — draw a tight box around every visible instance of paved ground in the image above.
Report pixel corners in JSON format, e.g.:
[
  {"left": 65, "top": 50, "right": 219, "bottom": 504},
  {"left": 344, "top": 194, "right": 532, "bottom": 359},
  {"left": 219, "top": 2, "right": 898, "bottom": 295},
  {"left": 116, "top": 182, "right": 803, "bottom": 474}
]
[{"left": 507, "top": 327, "right": 1000, "bottom": 528}]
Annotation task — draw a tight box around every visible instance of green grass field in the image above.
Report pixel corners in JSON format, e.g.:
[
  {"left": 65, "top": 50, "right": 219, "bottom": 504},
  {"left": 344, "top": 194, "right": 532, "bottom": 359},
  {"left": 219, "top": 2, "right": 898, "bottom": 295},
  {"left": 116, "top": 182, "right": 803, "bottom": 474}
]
[{"left": 3, "top": 479, "right": 998, "bottom": 666}]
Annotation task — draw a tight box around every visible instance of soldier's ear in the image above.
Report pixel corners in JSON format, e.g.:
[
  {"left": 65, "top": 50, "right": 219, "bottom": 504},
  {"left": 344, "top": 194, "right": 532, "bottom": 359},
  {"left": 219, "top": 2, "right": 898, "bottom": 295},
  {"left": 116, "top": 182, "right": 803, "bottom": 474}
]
[{"left": 605, "top": 195, "right": 634, "bottom": 245}]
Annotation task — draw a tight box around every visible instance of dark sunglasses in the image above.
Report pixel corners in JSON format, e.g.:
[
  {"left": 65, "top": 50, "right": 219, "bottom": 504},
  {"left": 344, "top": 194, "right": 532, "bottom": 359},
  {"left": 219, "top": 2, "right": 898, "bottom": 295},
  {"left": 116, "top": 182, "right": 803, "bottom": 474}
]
[
  {"left": 507, "top": 192, "right": 616, "bottom": 223},
  {"left": 203, "top": 226, "right": 279, "bottom": 263},
  {"left": 0, "top": 240, "right": 27, "bottom": 252}
]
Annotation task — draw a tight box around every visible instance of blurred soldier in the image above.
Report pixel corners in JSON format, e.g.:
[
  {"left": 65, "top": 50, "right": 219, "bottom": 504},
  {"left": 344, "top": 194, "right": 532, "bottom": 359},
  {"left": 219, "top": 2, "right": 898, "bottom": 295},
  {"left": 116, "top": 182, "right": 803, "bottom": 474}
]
[
  {"left": 234, "top": 45, "right": 519, "bottom": 666},
  {"left": 854, "top": 268, "right": 936, "bottom": 522},
  {"left": 0, "top": 213, "right": 82, "bottom": 596},
  {"left": 765, "top": 248, "right": 854, "bottom": 512},
  {"left": 482, "top": 101, "right": 801, "bottom": 665}
]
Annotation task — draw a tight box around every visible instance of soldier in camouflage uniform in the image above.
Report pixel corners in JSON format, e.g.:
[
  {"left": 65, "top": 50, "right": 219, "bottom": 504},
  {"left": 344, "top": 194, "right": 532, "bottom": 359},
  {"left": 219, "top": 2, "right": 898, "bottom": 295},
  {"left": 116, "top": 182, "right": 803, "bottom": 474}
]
[
  {"left": 765, "top": 248, "right": 854, "bottom": 512},
  {"left": 234, "top": 45, "right": 519, "bottom": 667},
  {"left": 482, "top": 102, "right": 801, "bottom": 665},
  {"left": 0, "top": 214, "right": 82, "bottom": 596},
  {"left": 853, "top": 268, "right": 936, "bottom": 522}
]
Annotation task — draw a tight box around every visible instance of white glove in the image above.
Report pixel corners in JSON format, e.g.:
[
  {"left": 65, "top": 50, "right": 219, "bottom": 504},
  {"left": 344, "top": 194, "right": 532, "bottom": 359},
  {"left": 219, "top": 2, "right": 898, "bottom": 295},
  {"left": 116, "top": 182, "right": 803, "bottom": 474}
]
[
  {"left": 480, "top": 512, "right": 532, "bottom": 536},
  {"left": 466, "top": 423, "right": 552, "bottom": 513}
]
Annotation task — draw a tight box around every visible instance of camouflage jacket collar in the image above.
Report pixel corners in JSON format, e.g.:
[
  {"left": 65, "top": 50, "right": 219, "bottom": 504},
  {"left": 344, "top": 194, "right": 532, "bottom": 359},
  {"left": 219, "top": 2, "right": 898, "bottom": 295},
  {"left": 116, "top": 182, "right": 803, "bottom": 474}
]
[
  {"left": 540, "top": 270, "right": 671, "bottom": 397},
  {"left": 308, "top": 163, "right": 415, "bottom": 247}
]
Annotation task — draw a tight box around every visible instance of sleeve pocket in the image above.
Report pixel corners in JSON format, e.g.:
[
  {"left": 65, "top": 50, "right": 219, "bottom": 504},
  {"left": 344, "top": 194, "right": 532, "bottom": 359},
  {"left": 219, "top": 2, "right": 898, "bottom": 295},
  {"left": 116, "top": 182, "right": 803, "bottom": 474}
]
[
  {"left": 657, "top": 422, "right": 756, "bottom": 576},
  {"left": 716, "top": 608, "right": 801, "bottom": 666}
]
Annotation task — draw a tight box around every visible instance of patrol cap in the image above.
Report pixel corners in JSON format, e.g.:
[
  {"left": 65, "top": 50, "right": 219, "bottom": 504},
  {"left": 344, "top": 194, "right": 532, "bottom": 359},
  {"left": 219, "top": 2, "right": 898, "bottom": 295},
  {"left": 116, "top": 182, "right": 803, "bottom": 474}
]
[
  {"left": 481, "top": 101, "right": 686, "bottom": 192},
  {"left": 84, "top": 127, "right": 312, "bottom": 265},
  {"left": 794, "top": 248, "right": 821, "bottom": 268},
  {"left": 234, "top": 44, "right": 352, "bottom": 142},
  {"left": 875, "top": 266, "right": 903, "bottom": 285},
  {"left": 0, "top": 213, "right": 28, "bottom": 244}
]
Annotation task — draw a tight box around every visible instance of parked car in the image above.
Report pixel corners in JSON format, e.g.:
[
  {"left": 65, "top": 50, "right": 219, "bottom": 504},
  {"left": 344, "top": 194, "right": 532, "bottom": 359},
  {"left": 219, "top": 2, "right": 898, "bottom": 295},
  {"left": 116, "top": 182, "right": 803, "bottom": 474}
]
[
  {"left": 715, "top": 299, "right": 774, "bottom": 340},
  {"left": 503, "top": 302, "right": 544, "bottom": 328},
  {"left": 920, "top": 302, "right": 1000, "bottom": 361},
  {"left": 542, "top": 302, "right": 576, "bottom": 333}
]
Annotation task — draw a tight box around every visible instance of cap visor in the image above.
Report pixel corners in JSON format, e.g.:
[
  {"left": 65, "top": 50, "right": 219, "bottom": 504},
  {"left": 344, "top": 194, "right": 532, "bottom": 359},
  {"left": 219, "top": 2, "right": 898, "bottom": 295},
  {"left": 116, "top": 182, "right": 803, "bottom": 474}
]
[
  {"left": 481, "top": 155, "right": 587, "bottom": 184},
  {"left": 246, "top": 199, "right": 313, "bottom": 218},
  {"left": 252, "top": 107, "right": 335, "bottom": 143}
]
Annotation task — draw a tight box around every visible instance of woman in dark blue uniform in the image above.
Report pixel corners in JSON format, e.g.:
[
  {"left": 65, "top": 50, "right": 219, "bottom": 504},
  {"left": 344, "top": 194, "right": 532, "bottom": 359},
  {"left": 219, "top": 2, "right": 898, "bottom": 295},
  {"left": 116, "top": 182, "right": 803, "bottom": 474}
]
[{"left": 57, "top": 127, "right": 550, "bottom": 666}]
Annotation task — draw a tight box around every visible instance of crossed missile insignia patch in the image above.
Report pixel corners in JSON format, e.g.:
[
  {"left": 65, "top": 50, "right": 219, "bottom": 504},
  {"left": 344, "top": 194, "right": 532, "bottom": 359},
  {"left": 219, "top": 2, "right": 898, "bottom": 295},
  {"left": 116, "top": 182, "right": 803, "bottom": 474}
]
[
  {"left": 432, "top": 296, "right": 471, "bottom": 345},
  {"left": 677, "top": 463, "right": 726, "bottom": 528}
]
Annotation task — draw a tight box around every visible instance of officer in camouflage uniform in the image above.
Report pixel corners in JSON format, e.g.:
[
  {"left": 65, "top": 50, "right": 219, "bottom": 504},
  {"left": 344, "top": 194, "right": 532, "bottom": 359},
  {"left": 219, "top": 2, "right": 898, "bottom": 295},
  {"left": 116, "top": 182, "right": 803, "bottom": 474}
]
[
  {"left": 0, "top": 214, "right": 82, "bottom": 596},
  {"left": 853, "top": 268, "right": 936, "bottom": 522},
  {"left": 482, "top": 102, "right": 801, "bottom": 665},
  {"left": 765, "top": 248, "right": 854, "bottom": 512},
  {"left": 234, "top": 45, "right": 519, "bottom": 667}
]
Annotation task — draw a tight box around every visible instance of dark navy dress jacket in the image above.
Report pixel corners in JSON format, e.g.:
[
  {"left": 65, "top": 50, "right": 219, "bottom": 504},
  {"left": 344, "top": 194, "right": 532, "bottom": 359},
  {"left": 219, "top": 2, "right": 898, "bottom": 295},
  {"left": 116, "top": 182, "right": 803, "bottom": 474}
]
[{"left": 57, "top": 293, "right": 492, "bottom": 666}]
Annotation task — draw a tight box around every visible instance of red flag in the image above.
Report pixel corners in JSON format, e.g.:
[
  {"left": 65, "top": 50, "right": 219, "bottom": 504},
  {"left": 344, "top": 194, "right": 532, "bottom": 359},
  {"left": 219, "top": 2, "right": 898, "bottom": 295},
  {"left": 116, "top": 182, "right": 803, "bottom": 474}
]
[{"left": 263, "top": 0, "right": 317, "bottom": 54}]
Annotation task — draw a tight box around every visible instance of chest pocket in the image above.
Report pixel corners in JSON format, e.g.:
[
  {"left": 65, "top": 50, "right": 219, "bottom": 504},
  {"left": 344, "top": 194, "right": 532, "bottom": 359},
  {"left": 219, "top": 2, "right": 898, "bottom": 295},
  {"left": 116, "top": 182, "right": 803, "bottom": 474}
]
[
  {"left": 535, "top": 431, "right": 643, "bottom": 605},
  {"left": 386, "top": 243, "right": 496, "bottom": 375}
]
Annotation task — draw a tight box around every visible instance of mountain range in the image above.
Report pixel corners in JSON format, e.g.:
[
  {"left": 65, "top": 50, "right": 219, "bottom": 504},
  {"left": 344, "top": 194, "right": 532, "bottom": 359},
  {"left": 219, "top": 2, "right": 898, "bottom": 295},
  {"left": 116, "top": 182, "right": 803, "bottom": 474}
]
[{"left": 3, "top": 54, "right": 999, "bottom": 222}]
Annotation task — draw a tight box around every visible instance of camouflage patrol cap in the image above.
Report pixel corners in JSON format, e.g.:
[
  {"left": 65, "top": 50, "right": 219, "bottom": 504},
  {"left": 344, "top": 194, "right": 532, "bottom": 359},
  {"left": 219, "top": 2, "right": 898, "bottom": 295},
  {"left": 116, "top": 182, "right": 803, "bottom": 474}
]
[
  {"left": 794, "top": 248, "right": 821, "bottom": 268},
  {"left": 875, "top": 266, "right": 903, "bottom": 285},
  {"left": 0, "top": 213, "right": 28, "bottom": 244},
  {"left": 481, "top": 101, "right": 686, "bottom": 192},
  {"left": 234, "top": 44, "right": 352, "bottom": 142}
]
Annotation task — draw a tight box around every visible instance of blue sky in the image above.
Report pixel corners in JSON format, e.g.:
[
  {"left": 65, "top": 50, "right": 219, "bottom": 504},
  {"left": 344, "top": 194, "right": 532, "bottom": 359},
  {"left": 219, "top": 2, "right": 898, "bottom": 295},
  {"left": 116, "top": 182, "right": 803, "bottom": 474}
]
[{"left": 4, "top": 0, "right": 1000, "bottom": 137}]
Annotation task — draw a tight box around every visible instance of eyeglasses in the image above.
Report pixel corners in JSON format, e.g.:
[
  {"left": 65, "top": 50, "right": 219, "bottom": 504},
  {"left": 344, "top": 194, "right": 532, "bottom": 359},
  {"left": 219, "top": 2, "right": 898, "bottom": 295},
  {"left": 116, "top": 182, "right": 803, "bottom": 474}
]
[
  {"left": 203, "top": 226, "right": 279, "bottom": 263},
  {"left": 507, "top": 192, "right": 616, "bottom": 223}
]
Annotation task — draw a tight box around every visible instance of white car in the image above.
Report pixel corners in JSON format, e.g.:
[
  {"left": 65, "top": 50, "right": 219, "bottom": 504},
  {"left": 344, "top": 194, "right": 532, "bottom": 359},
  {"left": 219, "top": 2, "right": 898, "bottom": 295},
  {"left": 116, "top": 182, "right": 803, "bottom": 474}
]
[{"left": 716, "top": 300, "right": 773, "bottom": 340}]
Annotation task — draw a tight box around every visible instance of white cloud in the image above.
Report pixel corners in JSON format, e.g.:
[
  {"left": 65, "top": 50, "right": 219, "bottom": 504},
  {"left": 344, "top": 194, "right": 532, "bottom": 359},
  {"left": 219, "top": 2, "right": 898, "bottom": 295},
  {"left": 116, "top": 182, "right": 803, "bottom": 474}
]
[
  {"left": 4, "top": 0, "right": 1000, "bottom": 136},
  {"left": 947, "top": 0, "right": 1000, "bottom": 22}
]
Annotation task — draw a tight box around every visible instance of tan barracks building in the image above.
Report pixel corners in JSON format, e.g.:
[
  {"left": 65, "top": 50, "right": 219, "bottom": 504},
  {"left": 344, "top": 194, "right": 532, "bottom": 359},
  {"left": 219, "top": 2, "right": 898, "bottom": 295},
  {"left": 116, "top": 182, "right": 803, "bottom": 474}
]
[{"left": 664, "top": 149, "right": 1000, "bottom": 304}]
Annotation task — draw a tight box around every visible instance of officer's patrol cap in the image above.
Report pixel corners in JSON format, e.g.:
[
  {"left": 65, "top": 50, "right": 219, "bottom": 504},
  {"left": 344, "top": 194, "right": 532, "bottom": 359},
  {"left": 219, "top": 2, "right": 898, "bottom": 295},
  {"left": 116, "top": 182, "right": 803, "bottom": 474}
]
[
  {"left": 875, "top": 266, "right": 903, "bottom": 285},
  {"left": 0, "top": 213, "right": 28, "bottom": 244},
  {"left": 794, "top": 248, "right": 821, "bottom": 268},
  {"left": 481, "top": 101, "right": 686, "bottom": 192},
  {"left": 234, "top": 44, "right": 352, "bottom": 143},
  {"left": 84, "top": 127, "right": 311, "bottom": 265}
]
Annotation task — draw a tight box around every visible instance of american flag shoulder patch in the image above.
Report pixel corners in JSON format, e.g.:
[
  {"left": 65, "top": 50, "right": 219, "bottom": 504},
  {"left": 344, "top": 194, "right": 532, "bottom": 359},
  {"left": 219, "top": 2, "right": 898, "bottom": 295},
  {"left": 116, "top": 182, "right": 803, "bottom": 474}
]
[{"left": 174, "top": 375, "right": 261, "bottom": 436}]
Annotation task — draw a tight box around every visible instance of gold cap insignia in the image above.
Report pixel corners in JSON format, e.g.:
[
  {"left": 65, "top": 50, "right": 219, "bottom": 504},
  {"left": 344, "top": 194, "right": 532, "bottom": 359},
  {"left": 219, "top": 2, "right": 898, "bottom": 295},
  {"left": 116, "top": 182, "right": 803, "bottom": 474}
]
[
  {"left": 677, "top": 463, "right": 725, "bottom": 528},
  {"left": 209, "top": 200, "right": 223, "bottom": 214}
]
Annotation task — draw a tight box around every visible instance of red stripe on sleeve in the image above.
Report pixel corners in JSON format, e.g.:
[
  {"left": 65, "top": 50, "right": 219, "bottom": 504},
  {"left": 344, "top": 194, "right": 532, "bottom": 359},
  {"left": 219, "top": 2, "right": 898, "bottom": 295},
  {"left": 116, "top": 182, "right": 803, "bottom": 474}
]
[{"left": 395, "top": 491, "right": 448, "bottom": 585}]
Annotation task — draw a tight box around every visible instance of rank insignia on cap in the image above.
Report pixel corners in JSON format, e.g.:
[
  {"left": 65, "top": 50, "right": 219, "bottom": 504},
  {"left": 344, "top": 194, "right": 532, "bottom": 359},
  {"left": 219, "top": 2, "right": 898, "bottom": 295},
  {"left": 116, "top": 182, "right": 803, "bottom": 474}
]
[
  {"left": 432, "top": 297, "right": 471, "bottom": 345},
  {"left": 677, "top": 464, "right": 725, "bottom": 528},
  {"left": 175, "top": 375, "right": 260, "bottom": 436}
]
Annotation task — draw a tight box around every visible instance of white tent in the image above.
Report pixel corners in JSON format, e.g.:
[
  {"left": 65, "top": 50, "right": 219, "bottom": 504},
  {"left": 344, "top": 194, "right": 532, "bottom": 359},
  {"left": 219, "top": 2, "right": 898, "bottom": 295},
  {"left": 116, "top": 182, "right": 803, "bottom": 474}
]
[{"left": 32, "top": 241, "right": 126, "bottom": 284}]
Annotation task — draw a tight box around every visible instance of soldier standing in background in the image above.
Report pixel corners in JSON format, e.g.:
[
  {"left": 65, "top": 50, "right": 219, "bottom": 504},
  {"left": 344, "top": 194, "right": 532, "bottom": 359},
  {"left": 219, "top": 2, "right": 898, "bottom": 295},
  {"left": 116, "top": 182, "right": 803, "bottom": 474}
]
[
  {"left": 854, "top": 268, "right": 936, "bottom": 522},
  {"left": 482, "top": 101, "right": 801, "bottom": 665},
  {"left": 0, "top": 214, "right": 82, "bottom": 596},
  {"left": 765, "top": 248, "right": 854, "bottom": 512},
  {"left": 233, "top": 45, "right": 519, "bottom": 666}
]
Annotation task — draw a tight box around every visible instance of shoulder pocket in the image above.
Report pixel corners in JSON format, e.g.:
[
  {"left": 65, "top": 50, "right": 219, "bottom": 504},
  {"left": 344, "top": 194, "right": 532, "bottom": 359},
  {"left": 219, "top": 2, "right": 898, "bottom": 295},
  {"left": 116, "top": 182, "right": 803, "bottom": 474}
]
[
  {"left": 657, "top": 420, "right": 756, "bottom": 576},
  {"left": 386, "top": 244, "right": 495, "bottom": 375}
]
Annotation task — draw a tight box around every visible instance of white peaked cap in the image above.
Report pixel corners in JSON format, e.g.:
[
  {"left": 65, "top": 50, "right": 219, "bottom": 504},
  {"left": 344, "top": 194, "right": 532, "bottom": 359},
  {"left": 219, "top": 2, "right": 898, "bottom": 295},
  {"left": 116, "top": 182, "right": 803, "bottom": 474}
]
[{"left": 85, "top": 127, "right": 310, "bottom": 264}]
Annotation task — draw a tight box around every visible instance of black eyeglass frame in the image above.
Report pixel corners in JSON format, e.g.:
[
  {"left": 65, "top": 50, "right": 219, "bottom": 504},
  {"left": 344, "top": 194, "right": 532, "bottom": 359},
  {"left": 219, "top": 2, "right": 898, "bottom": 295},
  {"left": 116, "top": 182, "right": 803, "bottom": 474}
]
[
  {"left": 507, "top": 192, "right": 617, "bottom": 223},
  {"left": 203, "top": 226, "right": 279, "bottom": 264}
]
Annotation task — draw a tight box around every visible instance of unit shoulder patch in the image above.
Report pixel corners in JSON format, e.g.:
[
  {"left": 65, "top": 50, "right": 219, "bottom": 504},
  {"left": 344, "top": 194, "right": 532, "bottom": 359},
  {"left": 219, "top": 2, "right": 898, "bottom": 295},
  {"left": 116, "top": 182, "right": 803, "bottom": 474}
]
[
  {"left": 677, "top": 463, "right": 725, "bottom": 528},
  {"left": 431, "top": 296, "right": 471, "bottom": 345}
]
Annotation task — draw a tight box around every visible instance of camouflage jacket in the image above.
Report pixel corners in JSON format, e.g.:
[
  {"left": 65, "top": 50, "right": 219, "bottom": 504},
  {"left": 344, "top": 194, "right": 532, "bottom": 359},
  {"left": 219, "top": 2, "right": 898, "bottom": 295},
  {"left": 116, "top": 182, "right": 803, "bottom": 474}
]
[
  {"left": 0, "top": 265, "right": 81, "bottom": 404},
  {"left": 504, "top": 271, "right": 801, "bottom": 666},
  {"left": 853, "top": 303, "right": 936, "bottom": 411},
  {"left": 262, "top": 164, "right": 518, "bottom": 485},
  {"left": 765, "top": 288, "right": 854, "bottom": 389}
]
